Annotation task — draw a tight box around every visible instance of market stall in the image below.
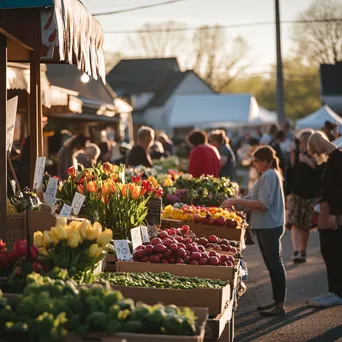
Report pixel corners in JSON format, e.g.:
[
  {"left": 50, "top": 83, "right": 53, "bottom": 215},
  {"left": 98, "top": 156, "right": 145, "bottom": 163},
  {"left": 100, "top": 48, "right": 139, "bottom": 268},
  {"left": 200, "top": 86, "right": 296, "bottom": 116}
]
[{"left": 0, "top": 0, "right": 106, "bottom": 239}]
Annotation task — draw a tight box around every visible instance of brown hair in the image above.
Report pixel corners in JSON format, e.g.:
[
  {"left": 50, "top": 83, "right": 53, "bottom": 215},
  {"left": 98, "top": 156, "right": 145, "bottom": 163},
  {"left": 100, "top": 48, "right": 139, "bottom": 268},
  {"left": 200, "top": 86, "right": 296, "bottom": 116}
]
[
  {"left": 253, "top": 145, "right": 283, "bottom": 179},
  {"left": 209, "top": 129, "right": 229, "bottom": 145},
  {"left": 187, "top": 130, "right": 208, "bottom": 146}
]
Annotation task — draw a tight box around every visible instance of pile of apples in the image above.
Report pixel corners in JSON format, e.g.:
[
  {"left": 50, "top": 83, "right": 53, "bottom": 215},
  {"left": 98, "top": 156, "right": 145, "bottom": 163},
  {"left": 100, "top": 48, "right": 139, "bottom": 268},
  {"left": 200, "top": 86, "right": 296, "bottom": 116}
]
[
  {"left": 194, "top": 235, "right": 238, "bottom": 253},
  {"left": 133, "top": 226, "right": 235, "bottom": 266}
]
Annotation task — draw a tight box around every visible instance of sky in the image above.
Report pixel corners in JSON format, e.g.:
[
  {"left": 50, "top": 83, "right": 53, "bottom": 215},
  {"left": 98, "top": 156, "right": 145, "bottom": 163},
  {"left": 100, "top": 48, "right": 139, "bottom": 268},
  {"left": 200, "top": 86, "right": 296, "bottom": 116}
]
[{"left": 82, "top": 0, "right": 317, "bottom": 75}]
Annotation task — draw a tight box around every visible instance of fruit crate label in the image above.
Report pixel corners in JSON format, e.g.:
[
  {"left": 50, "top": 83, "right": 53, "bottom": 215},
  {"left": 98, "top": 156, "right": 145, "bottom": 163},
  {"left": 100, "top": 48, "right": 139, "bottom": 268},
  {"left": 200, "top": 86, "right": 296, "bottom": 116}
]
[
  {"left": 146, "top": 198, "right": 162, "bottom": 226},
  {"left": 33, "top": 157, "right": 46, "bottom": 192},
  {"left": 44, "top": 177, "right": 58, "bottom": 206},
  {"left": 130, "top": 227, "right": 142, "bottom": 250},
  {"left": 141, "top": 226, "right": 150, "bottom": 243},
  {"left": 114, "top": 240, "right": 132, "bottom": 261},
  {"left": 59, "top": 204, "right": 72, "bottom": 217},
  {"left": 71, "top": 192, "right": 86, "bottom": 215}
]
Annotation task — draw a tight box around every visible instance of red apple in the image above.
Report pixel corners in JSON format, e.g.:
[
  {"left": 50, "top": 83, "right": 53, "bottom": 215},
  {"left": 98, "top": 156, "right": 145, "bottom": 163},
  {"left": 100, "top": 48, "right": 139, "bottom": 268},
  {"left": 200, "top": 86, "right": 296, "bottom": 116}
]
[
  {"left": 176, "top": 258, "right": 185, "bottom": 264},
  {"left": 183, "top": 256, "right": 190, "bottom": 264},
  {"left": 150, "top": 255, "right": 161, "bottom": 263},
  {"left": 170, "top": 243, "right": 179, "bottom": 252},
  {"left": 209, "top": 256, "right": 220, "bottom": 266},
  {"left": 201, "top": 252, "right": 209, "bottom": 259},
  {"left": 190, "top": 252, "right": 201, "bottom": 260},
  {"left": 220, "top": 255, "right": 228, "bottom": 262},
  {"left": 141, "top": 256, "right": 149, "bottom": 262},
  {"left": 189, "top": 260, "right": 199, "bottom": 265},
  {"left": 198, "top": 245, "right": 205, "bottom": 252},
  {"left": 151, "top": 238, "right": 162, "bottom": 246},
  {"left": 177, "top": 248, "right": 186, "bottom": 258},
  {"left": 209, "top": 251, "right": 218, "bottom": 257},
  {"left": 159, "top": 231, "right": 169, "bottom": 239},
  {"left": 144, "top": 245, "right": 154, "bottom": 254},
  {"left": 162, "top": 259, "right": 169, "bottom": 264},
  {"left": 191, "top": 246, "right": 199, "bottom": 253},
  {"left": 198, "top": 258, "right": 208, "bottom": 265},
  {"left": 208, "top": 235, "right": 218, "bottom": 243},
  {"left": 155, "top": 244, "right": 167, "bottom": 253}
]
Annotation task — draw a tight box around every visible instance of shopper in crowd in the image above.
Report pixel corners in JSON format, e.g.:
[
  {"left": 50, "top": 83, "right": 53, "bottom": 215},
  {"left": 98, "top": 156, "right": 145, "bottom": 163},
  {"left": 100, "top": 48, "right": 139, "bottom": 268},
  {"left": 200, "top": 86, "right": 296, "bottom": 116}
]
[
  {"left": 187, "top": 130, "right": 220, "bottom": 178},
  {"left": 127, "top": 126, "right": 154, "bottom": 167},
  {"left": 150, "top": 141, "right": 166, "bottom": 160},
  {"left": 286, "top": 129, "right": 324, "bottom": 263},
  {"left": 322, "top": 121, "right": 338, "bottom": 142},
  {"left": 76, "top": 143, "right": 101, "bottom": 169},
  {"left": 57, "top": 133, "right": 87, "bottom": 180},
  {"left": 222, "top": 146, "right": 286, "bottom": 316},
  {"left": 98, "top": 141, "right": 112, "bottom": 163},
  {"left": 157, "top": 133, "right": 174, "bottom": 156},
  {"left": 260, "top": 123, "right": 279, "bottom": 145},
  {"left": 307, "top": 131, "right": 342, "bottom": 307},
  {"left": 209, "top": 129, "right": 236, "bottom": 181},
  {"left": 270, "top": 130, "right": 286, "bottom": 172}
]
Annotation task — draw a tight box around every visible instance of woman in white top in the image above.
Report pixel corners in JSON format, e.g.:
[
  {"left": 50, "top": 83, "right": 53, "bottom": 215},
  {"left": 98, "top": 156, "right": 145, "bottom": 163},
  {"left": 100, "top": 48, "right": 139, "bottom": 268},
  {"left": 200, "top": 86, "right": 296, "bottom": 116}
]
[{"left": 222, "top": 146, "right": 286, "bottom": 316}]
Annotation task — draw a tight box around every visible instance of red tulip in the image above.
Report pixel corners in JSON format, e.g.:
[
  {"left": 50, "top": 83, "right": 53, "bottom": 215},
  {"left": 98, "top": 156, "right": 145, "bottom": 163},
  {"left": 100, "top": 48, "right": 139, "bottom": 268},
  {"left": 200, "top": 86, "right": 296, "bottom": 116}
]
[
  {"left": 32, "top": 262, "right": 44, "bottom": 274},
  {"left": 154, "top": 188, "right": 164, "bottom": 198},
  {"left": 68, "top": 166, "right": 77, "bottom": 178},
  {"left": 132, "top": 176, "right": 141, "bottom": 184},
  {"left": 13, "top": 240, "right": 27, "bottom": 257},
  {"left": 30, "top": 245, "right": 40, "bottom": 260},
  {"left": 0, "top": 252, "right": 10, "bottom": 268}
]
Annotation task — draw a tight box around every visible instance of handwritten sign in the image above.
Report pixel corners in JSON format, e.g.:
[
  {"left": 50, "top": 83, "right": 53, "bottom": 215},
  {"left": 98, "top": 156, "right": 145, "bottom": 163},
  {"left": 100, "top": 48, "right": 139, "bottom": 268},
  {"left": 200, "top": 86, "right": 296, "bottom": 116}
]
[
  {"left": 60, "top": 204, "right": 72, "bottom": 217},
  {"left": 6, "top": 96, "right": 18, "bottom": 151},
  {"left": 141, "top": 226, "right": 150, "bottom": 243},
  {"left": 130, "top": 227, "right": 142, "bottom": 250},
  {"left": 114, "top": 240, "right": 132, "bottom": 261},
  {"left": 146, "top": 198, "right": 162, "bottom": 226},
  {"left": 33, "top": 157, "right": 46, "bottom": 191},
  {"left": 71, "top": 192, "right": 86, "bottom": 216},
  {"left": 44, "top": 177, "right": 58, "bottom": 206}
]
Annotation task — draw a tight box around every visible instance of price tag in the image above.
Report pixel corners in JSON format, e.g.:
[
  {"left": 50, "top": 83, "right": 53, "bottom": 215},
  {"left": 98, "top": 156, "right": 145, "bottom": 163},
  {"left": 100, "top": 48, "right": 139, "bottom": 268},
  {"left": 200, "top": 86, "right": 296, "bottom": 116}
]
[
  {"left": 131, "top": 226, "right": 142, "bottom": 250},
  {"left": 60, "top": 204, "right": 72, "bottom": 217},
  {"left": 114, "top": 240, "right": 132, "bottom": 261},
  {"left": 141, "top": 226, "right": 150, "bottom": 243},
  {"left": 6, "top": 96, "right": 18, "bottom": 151},
  {"left": 44, "top": 177, "right": 58, "bottom": 206},
  {"left": 33, "top": 157, "right": 46, "bottom": 191},
  {"left": 71, "top": 192, "right": 86, "bottom": 215}
]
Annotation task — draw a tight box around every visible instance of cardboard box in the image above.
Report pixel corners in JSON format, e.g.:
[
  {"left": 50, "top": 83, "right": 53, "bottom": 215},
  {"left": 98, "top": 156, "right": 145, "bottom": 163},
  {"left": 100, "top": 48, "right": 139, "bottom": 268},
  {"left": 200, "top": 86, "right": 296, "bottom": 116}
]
[
  {"left": 109, "top": 283, "right": 230, "bottom": 317},
  {"left": 116, "top": 261, "right": 237, "bottom": 282},
  {"left": 66, "top": 307, "right": 208, "bottom": 342},
  {"left": 204, "top": 301, "right": 234, "bottom": 342}
]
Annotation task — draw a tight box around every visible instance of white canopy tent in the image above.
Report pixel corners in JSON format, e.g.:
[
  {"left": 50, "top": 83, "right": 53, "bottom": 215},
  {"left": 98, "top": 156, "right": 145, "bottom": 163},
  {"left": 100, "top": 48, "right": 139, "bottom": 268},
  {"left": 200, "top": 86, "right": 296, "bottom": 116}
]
[
  {"left": 295, "top": 105, "right": 342, "bottom": 133},
  {"left": 168, "top": 93, "right": 260, "bottom": 129},
  {"left": 249, "top": 107, "right": 277, "bottom": 126}
]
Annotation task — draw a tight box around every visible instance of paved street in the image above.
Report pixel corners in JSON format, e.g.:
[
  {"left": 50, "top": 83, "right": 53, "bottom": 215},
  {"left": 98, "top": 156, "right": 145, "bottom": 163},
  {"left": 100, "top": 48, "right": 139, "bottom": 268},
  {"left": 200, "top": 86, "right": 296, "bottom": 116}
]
[{"left": 235, "top": 230, "right": 342, "bottom": 342}]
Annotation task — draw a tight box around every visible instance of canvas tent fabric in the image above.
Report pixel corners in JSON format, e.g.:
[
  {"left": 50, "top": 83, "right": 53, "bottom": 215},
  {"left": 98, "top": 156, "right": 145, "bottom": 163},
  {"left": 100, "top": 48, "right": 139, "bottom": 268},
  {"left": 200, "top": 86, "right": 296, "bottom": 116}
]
[
  {"left": 249, "top": 107, "right": 277, "bottom": 126},
  {"left": 295, "top": 105, "right": 342, "bottom": 132},
  {"left": 168, "top": 93, "right": 259, "bottom": 128}
]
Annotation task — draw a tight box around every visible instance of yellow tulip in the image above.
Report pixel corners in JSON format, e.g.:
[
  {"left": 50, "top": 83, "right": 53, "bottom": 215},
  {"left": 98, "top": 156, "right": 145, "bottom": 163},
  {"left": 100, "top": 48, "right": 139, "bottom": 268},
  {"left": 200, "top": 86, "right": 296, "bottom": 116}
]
[
  {"left": 43, "top": 230, "right": 52, "bottom": 245},
  {"left": 93, "top": 222, "right": 102, "bottom": 237},
  {"left": 56, "top": 217, "right": 67, "bottom": 227},
  {"left": 33, "top": 231, "right": 44, "bottom": 248},
  {"left": 131, "top": 185, "right": 142, "bottom": 200},
  {"left": 88, "top": 243, "right": 103, "bottom": 258},
  {"left": 97, "top": 229, "right": 113, "bottom": 247},
  {"left": 68, "top": 231, "right": 80, "bottom": 248},
  {"left": 79, "top": 220, "right": 88, "bottom": 239},
  {"left": 39, "top": 246, "right": 49, "bottom": 256},
  {"left": 55, "top": 225, "right": 67, "bottom": 240},
  {"left": 49, "top": 228, "right": 60, "bottom": 244}
]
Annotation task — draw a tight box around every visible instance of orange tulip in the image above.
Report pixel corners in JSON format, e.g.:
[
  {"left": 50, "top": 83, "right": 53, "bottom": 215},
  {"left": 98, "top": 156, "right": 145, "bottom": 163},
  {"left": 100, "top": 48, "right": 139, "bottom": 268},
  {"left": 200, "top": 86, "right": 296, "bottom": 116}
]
[
  {"left": 77, "top": 184, "right": 84, "bottom": 194},
  {"left": 120, "top": 184, "right": 128, "bottom": 197},
  {"left": 131, "top": 185, "right": 142, "bottom": 200},
  {"left": 86, "top": 181, "right": 97, "bottom": 193}
]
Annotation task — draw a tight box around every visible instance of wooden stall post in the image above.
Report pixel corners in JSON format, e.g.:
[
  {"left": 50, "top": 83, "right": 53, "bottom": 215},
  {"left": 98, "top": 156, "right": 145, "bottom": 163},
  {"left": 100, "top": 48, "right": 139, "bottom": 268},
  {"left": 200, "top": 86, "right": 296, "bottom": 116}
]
[
  {"left": 0, "top": 34, "right": 7, "bottom": 240},
  {"left": 29, "top": 50, "right": 40, "bottom": 187}
]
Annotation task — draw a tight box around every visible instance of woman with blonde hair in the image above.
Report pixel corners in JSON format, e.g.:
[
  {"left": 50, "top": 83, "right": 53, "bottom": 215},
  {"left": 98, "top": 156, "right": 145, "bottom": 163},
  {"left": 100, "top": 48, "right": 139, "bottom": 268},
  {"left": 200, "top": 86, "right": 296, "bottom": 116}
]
[
  {"left": 286, "top": 129, "right": 324, "bottom": 263},
  {"left": 307, "top": 131, "right": 342, "bottom": 307},
  {"left": 222, "top": 146, "right": 286, "bottom": 316}
]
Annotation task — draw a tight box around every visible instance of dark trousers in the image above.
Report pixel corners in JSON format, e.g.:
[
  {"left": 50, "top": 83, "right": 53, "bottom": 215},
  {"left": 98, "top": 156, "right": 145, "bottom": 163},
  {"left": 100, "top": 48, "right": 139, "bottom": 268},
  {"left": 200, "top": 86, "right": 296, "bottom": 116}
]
[
  {"left": 319, "top": 227, "right": 342, "bottom": 298},
  {"left": 256, "top": 226, "right": 287, "bottom": 303}
]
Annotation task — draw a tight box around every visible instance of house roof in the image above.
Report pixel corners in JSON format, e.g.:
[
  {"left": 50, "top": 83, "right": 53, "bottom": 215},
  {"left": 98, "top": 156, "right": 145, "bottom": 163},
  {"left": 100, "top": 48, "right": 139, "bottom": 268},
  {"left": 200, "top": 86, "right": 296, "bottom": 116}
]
[
  {"left": 106, "top": 57, "right": 180, "bottom": 95},
  {"left": 320, "top": 64, "right": 342, "bottom": 95},
  {"left": 46, "top": 64, "right": 116, "bottom": 106}
]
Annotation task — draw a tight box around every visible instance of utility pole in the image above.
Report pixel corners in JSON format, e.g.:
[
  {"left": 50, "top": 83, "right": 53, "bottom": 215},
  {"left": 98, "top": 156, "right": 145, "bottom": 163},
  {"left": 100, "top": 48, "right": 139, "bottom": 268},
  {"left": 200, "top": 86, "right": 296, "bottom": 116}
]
[{"left": 275, "top": 0, "right": 286, "bottom": 123}]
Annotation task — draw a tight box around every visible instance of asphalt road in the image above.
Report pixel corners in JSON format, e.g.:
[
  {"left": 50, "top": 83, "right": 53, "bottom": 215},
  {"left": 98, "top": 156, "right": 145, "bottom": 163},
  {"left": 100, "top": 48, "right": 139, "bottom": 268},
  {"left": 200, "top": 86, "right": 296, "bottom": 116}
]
[{"left": 235, "top": 230, "right": 342, "bottom": 342}]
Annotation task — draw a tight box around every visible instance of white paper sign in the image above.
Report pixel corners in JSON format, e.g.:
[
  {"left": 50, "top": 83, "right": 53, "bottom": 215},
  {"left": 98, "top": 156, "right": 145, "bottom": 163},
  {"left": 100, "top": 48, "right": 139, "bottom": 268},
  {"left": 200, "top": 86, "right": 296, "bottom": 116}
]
[
  {"left": 71, "top": 192, "right": 86, "bottom": 215},
  {"left": 6, "top": 96, "right": 18, "bottom": 151},
  {"left": 60, "top": 204, "right": 72, "bottom": 217},
  {"left": 114, "top": 240, "right": 132, "bottom": 261},
  {"left": 44, "top": 177, "right": 58, "bottom": 206},
  {"left": 141, "top": 226, "right": 150, "bottom": 243},
  {"left": 130, "top": 227, "right": 142, "bottom": 250},
  {"left": 33, "top": 157, "right": 46, "bottom": 191}
]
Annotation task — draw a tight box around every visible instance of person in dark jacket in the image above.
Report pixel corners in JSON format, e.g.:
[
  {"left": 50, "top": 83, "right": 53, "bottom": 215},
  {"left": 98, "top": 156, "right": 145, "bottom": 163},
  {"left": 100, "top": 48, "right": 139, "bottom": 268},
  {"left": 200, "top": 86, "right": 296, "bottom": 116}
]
[
  {"left": 307, "top": 131, "right": 342, "bottom": 307},
  {"left": 127, "top": 126, "right": 154, "bottom": 167}
]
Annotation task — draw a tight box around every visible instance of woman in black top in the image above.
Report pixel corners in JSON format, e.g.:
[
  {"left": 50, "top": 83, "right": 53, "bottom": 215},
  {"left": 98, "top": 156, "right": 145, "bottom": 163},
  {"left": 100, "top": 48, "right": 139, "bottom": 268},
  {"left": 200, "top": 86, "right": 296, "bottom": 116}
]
[
  {"left": 286, "top": 129, "right": 323, "bottom": 263},
  {"left": 307, "top": 131, "right": 342, "bottom": 307}
]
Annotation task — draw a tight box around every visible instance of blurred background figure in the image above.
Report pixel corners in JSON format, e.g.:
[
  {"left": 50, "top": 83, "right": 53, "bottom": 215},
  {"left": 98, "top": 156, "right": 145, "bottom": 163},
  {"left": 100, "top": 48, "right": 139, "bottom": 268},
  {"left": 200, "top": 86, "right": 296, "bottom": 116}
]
[
  {"left": 157, "top": 132, "right": 174, "bottom": 156},
  {"left": 286, "top": 129, "right": 323, "bottom": 264},
  {"left": 150, "top": 141, "right": 166, "bottom": 160},
  {"left": 76, "top": 143, "right": 101, "bottom": 169},
  {"left": 260, "top": 123, "right": 279, "bottom": 145},
  {"left": 98, "top": 141, "right": 112, "bottom": 163},
  {"left": 270, "top": 130, "right": 286, "bottom": 172},
  {"left": 187, "top": 130, "right": 220, "bottom": 178},
  {"left": 57, "top": 133, "right": 88, "bottom": 179},
  {"left": 127, "top": 126, "right": 154, "bottom": 167},
  {"left": 322, "top": 121, "right": 338, "bottom": 142},
  {"left": 209, "top": 129, "right": 236, "bottom": 181}
]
